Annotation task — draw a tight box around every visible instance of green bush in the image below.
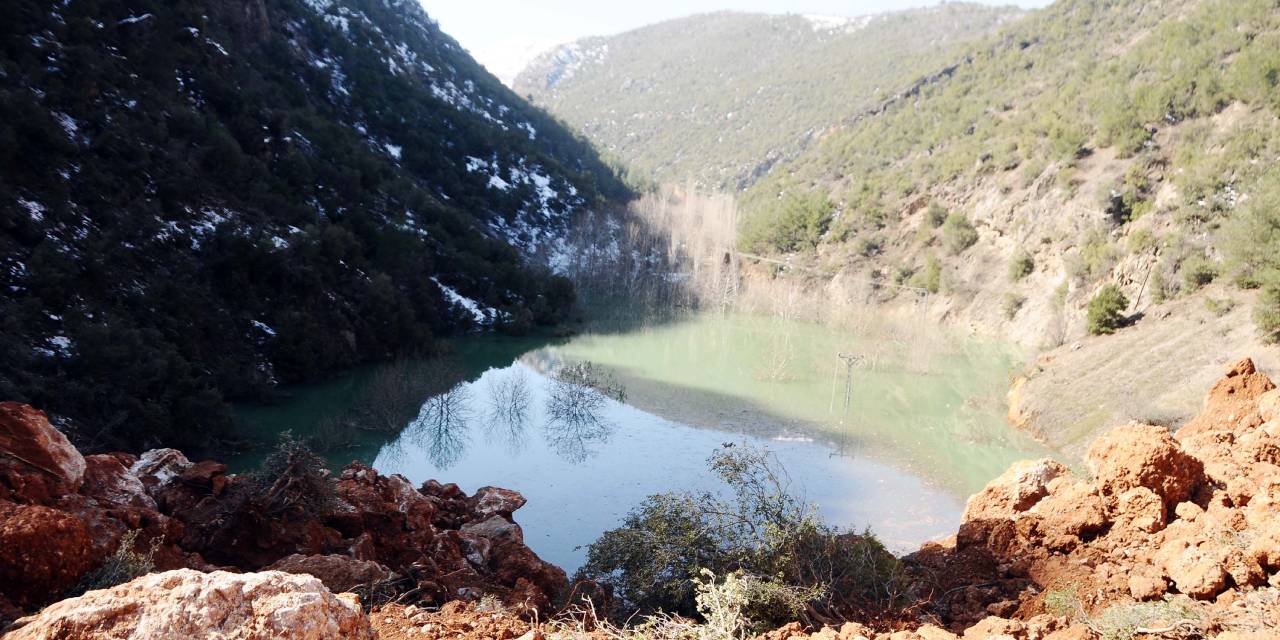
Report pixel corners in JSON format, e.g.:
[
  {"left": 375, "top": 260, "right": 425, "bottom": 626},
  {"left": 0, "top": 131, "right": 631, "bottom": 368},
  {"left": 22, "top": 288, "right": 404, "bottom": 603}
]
[
  {"left": 1223, "top": 171, "right": 1280, "bottom": 338},
  {"left": 1087, "top": 285, "right": 1129, "bottom": 335},
  {"left": 941, "top": 213, "right": 979, "bottom": 254},
  {"left": 739, "top": 192, "right": 834, "bottom": 253},
  {"left": 1257, "top": 284, "right": 1280, "bottom": 343},
  {"left": 925, "top": 202, "right": 948, "bottom": 228},
  {"left": 1180, "top": 255, "right": 1218, "bottom": 291},
  {"left": 1092, "top": 598, "right": 1200, "bottom": 640},
  {"left": 1008, "top": 250, "right": 1035, "bottom": 282},
  {"left": 1072, "top": 231, "right": 1118, "bottom": 281},
  {"left": 908, "top": 256, "right": 942, "bottom": 294},
  {"left": 576, "top": 445, "right": 902, "bottom": 627}
]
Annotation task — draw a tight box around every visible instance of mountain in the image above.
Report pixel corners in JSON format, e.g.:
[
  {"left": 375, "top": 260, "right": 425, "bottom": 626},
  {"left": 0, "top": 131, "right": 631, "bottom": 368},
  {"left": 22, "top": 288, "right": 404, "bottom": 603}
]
[
  {"left": 0, "top": 0, "right": 629, "bottom": 453},
  {"left": 734, "top": 0, "right": 1280, "bottom": 448},
  {"left": 513, "top": 6, "right": 1024, "bottom": 190}
]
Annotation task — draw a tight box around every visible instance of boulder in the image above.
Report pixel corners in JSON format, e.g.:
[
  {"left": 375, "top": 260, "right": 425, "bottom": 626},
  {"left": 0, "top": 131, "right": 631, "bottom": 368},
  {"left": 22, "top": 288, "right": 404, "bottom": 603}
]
[
  {"left": 1029, "top": 478, "right": 1106, "bottom": 543},
  {"left": 130, "top": 448, "right": 193, "bottom": 491},
  {"left": 4, "top": 569, "right": 374, "bottom": 639},
  {"left": 81, "top": 454, "right": 156, "bottom": 510},
  {"left": 1154, "top": 533, "right": 1229, "bottom": 599},
  {"left": 1180, "top": 358, "right": 1276, "bottom": 437},
  {"left": 470, "top": 486, "right": 527, "bottom": 518},
  {"left": 0, "top": 402, "right": 86, "bottom": 503},
  {"left": 962, "top": 459, "right": 1069, "bottom": 522},
  {"left": 1085, "top": 423, "right": 1204, "bottom": 509},
  {"left": 1259, "top": 389, "right": 1280, "bottom": 423},
  {"left": 179, "top": 460, "right": 229, "bottom": 495},
  {"left": 0, "top": 501, "right": 96, "bottom": 608},
  {"left": 265, "top": 554, "right": 393, "bottom": 592}
]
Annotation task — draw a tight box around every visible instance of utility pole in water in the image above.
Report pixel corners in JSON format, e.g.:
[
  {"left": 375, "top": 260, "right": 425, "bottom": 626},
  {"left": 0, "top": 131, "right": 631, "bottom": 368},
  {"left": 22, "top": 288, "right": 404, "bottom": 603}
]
[{"left": 829, "top": 352, "right": 863, "bottom": 458}]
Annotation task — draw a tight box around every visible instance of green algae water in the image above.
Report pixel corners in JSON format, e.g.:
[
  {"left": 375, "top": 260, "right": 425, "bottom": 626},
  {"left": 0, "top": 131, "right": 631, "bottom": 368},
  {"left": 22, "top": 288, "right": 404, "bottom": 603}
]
[{"left": 233, "top": 311, "right": 1051, "bottom": 570}]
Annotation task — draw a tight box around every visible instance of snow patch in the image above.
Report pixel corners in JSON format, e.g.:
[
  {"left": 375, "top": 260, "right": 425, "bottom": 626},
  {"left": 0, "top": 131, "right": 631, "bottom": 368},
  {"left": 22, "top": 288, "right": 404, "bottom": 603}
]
[
  {"left": 17, "top": 198, "right": 45, "bottom": 222},
  {"left": 431, "top": 277, "right": 496, "bottom": 326},
  {"left": 118, "top": 13, "right": 154, "bottom": 25}
]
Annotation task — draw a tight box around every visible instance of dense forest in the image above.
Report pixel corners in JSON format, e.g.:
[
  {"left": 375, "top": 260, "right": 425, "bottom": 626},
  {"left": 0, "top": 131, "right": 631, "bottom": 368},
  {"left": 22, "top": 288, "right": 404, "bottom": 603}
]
[
  {"left": 514, "top": 5, "right": 1021, "bottom": 191},
  {"left": 0, "top": 0, "right": 628, "bottom": 454}
]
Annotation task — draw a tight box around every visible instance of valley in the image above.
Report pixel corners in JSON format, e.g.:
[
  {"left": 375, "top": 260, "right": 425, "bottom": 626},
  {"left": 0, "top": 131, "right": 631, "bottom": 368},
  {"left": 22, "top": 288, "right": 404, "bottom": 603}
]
[{"left": 2, "top": 0, "right": 1280, "bottom": 638}]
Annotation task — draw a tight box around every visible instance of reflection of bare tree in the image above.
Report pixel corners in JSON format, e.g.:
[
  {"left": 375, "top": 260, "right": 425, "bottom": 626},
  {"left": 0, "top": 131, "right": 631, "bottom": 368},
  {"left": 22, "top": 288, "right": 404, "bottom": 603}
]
[
  {"left": 483, "top": 367, "right": 532, "bottom": 453},
  {"left": 357, "top": 360, "right": 463, "bottom": 434},
  {"left": 543, "top": 363, "right": 621, "bottom": 462},
  {"left": 405, "top": 382, "right": 472, "bottom": 468}
]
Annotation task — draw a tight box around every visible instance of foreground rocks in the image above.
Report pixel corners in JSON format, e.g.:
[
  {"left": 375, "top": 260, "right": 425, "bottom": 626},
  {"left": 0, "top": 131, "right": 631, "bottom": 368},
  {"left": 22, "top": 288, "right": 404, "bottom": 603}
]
[
  {"left": 0, "top": 403, "right": 564, "bottom": 624},
  {"left": 771, "top": 358, "right": 1280, "bottom": 639},
  {"left": 4, "top": 569, "right": 374, "bottom": 640}
]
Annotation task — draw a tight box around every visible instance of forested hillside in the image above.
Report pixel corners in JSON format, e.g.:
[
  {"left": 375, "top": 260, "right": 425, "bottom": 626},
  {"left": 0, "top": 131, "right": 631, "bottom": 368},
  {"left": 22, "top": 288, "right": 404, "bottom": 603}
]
[
  {"left": 0, "top": 0, "right": 628, "bottom": 453},
  {"left": 738, "top": 0, "right": 1280, "bottom": 341},
  {"left": 514, "top": 6, "right": 1023, "bottom": 190}
]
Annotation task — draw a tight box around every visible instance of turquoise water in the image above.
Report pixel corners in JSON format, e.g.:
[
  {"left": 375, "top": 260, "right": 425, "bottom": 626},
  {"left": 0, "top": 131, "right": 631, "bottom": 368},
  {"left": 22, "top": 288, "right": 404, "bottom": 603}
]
[{"left": 233, "top": 312, "right": 1051, "bottom": 570}]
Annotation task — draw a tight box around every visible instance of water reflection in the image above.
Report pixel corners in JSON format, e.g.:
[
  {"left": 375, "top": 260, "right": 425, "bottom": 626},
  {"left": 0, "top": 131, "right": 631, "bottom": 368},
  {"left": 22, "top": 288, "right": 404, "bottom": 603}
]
[
  {"left": 483, "top": 367, "right": 532, "bottom": 453},
  {"left": 375, "top": 361, "right": 628, "bottom": 468},
  {"left": 404, "top": 383, "right": 471, "bottom": 468}
]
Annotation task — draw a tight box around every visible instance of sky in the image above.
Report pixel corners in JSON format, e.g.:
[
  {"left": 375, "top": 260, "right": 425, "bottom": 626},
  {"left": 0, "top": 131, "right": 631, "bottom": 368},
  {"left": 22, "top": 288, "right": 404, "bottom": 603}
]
[{"left": 424, "top": 0, "right": 1054, "bottom": 85}]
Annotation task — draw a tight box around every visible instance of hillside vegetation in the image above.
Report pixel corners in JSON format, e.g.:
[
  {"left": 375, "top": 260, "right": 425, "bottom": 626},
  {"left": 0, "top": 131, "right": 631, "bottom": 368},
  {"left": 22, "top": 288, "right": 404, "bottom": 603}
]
[
  {"left": 0, "top": 0, "right": 627, "bottom": 453},
  {"left": 514, "top": 6, "right": 1023, "bottom": 190},
  {"left": 740, "top": 0, "right": 1280, "bottom": 342}
]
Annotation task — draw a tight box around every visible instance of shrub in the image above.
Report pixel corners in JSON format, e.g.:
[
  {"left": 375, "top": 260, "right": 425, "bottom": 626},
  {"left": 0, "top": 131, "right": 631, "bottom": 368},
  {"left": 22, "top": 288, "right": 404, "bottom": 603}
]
[
  {"left": 1204, "top": 297, "right": 1235, "bottom": 317},
  {"left": 1222, "top": 171, "right": 1280, "bottom": 339},
  {"left": 908, "top": 256, "right": 942, "bottom": 294},
  {"left": 925, "top": 202, "right": 948, "bottom": 228},
  {"left": 252, "top": 432, "right": 342, "bottom": 519},
  {"left": 576, "top": 446, "right": 902, "bottom": 627},
  {"left": 70, "top": 529, "right": 158, "bottom": 596},
  {"left": 1150, "top": 270, "right": 1168, "bottom": 305},
  {"left": 1126, "top": 229, "right": 1156, "bottom": 254},
  {"left": 1087, "top": 285, "right": 1129, "bottom": 335},
  {"left": 1043, "top": 586, "right": 1082, "bottom": 620},
  {"left": 1002, "top": 293, "right": 1026, "bottom": 320},
  {"left": 941, "top": 213, "right": 979, "bottom": 254},
  {"left": 1091, "top": 599, "right": 1200, "bottom": 640},
  {"left": 1180, "top": 255, "right": 1218, "bottom": 291},
  {"left": 1008, "top": 250, "right": 1034, "bottom": 282},
  {"left": 693, "top": 570, "right": 821, "bottom": 640},
  {"left": 1257, "top": 284, "right": 1280, "bottom": 343},
  {"left": 1071, "top": 231, "right": 1118, "bottom": 281},
  {"left": 854, "top": 235, "right": 883, "bottom": 257}
]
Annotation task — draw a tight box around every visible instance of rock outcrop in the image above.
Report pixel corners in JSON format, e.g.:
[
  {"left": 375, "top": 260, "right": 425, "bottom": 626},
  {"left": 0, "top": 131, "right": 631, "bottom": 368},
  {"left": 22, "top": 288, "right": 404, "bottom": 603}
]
[
  {"left": 265, "top": 554, "right": 393, "bottom": 593},
  {"left": 910, "top": 357, "right": 1280, "bottom": 637},
  {"left": 0, "top": 403, "right": 566, "bottom": 624},
  {"left": 3, "top": 569, "right": 374, "bottom": 640},
  {"left": 0, "top": 402, "right": 85, "bottom": 504}
]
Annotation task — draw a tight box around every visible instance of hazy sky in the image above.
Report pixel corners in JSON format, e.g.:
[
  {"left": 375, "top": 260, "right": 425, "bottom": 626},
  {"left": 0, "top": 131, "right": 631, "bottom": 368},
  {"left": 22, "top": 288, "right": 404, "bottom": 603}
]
[{"left": 424, "top": 0, "right": 1054, "bottom": 84}]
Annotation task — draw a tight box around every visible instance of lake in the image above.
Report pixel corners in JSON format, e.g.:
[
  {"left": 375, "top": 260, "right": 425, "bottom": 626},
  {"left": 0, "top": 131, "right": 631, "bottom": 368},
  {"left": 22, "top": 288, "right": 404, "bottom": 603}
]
[{"left": 235, "top": 311, "right": 1052, "bottom": 571}]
